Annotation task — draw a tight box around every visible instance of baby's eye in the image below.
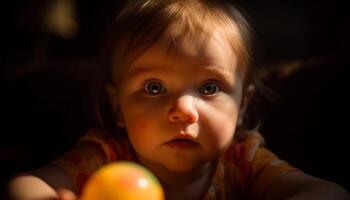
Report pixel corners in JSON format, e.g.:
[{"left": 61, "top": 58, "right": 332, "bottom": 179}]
[
  {"left": 199, "top": 81, "right": 222, "bottom": 96},
  {"left": 144, "top": 80, "right": 166, "bottom": 95}
]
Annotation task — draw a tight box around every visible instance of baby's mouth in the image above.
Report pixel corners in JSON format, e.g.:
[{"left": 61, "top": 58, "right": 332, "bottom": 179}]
[{"left": 165, "top": 138, "right": 199, "bottom": 150}]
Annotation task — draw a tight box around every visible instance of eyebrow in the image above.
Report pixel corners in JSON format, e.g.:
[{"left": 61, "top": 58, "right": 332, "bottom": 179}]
[
  {"left": 201, "top": 65, "right": 235, "bottom": 83},
  {"left": 128, "top": 64, "right": 234, "bottom": 84},
  {"left": 127, "top": 65, "right": 166, "bottom": 78}
]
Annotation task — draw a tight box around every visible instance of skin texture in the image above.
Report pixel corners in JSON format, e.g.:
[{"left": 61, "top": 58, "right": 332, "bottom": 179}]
[{"left": 106, "top": 25, "right": 244, "bottom": 199}]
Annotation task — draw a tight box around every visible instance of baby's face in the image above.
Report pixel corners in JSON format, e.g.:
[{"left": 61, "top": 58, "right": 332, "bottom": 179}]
[{"left": 109, "top": 26, "right": 243, "bottom": 174}]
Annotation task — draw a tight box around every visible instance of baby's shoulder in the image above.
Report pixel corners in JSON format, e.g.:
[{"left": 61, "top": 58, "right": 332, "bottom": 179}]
[
  {"left": 224, "top": 131, "right": 265, "bottom": 165},
  {"left": 216, "top": 131, "right": 299, "bottom": 199},
  {"left": 222, "top": 130, "right": 298, "bottom": 180},
  {"left": 51, "top": 127, "right": 135, "bottom": 193},
  {"left": 79, "top": 127, "right": 134, "bottom": 162}
]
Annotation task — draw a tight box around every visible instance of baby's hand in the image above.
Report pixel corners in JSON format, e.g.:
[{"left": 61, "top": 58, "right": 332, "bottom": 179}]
[{"left": 51, "top": 188, "right": 77, "bottom": 200}]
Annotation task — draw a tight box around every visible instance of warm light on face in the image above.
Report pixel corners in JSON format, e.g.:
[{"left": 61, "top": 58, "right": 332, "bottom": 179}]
[{"left": 108, "top": 24, "right": 243, "bottom": 176}]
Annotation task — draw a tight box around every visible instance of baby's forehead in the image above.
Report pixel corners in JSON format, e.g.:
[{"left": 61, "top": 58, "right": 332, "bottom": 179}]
[
  {"left": 159, "top": 22, "right": 234, "bottom": 53},
  {"left": 127, "top": 24, "right": 238, "bottom": 77},
  {"left": 111, "top": 6, "right": 249, "bottom": 80},
  {"left": 166, "top": 17, "right": 232, "bottom": 37}
]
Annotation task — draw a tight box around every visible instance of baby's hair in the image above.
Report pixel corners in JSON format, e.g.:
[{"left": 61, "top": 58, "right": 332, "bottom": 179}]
[{"left": 91, "top": 0, "right": 262, "bottom": 136}]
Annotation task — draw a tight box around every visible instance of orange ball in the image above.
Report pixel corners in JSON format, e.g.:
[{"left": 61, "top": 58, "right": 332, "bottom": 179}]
[{"left": 80, "top": 161, "right": 164, "bottom": 200}]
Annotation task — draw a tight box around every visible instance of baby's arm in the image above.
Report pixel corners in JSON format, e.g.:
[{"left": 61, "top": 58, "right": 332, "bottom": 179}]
[
  {"left": 8, "top": 175, "right": 57, "bottom": 200},
  {"left": 7, "top": 128, "right": 115, "bottom": 200},
  {"left": 7, "top": 164, "right": 76, "bottom": 200},
  {"left": 263, "top": 171, "right": 349, "bottom": 200}
]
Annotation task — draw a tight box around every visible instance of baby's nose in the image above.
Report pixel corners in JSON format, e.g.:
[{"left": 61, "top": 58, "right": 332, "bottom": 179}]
[{"left": 168, "top": 95, "right": 199, "bottom": 124}]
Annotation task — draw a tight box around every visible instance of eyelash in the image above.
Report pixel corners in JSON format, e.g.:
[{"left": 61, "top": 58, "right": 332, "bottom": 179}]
[
  {"left": 198, "top": 80, "right": 223, "bottom": 96},
  {"left": 143, "top": 79, "right": 223, "bottom": 96},
  {"left": 143, "top": 79, "right": 167, "bottom": 95}
]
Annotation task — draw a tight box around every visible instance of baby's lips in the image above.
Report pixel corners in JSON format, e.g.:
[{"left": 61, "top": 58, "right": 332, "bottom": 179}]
[{"left": 173, "top": 132, "right": 198, "bottom": 141}]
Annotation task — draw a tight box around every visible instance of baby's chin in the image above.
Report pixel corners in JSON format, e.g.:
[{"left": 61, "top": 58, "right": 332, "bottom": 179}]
[
  {"left": 161, "top": 159, "right": 214, "bottom": 176},
  {"left": 164, "top": 162, "right": 198, "bottom": 173}
]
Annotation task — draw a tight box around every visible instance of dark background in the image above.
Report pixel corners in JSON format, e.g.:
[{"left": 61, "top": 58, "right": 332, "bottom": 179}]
[{"left": 0, "top": 0, "right": 348, "bottom": 198}]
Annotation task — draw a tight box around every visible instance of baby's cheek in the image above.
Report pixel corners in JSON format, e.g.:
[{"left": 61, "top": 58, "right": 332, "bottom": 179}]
[
  {"left": 205, "top": 110, "right": 238, "bottom": 148},
  {"left": 215, "top": 117, "right": 236, "bottom": 139},
  {"left": 126, "top": 118, "right": 147, "bottom": 138},
  {"left": 127, "top": 120, "right": 150, "bottom": 148},
  {"left": 138, "top": 121, "right": 148, "bottom": 130},
  {"left": 209, "top": 108, "right": 237, "bottom": 133}
]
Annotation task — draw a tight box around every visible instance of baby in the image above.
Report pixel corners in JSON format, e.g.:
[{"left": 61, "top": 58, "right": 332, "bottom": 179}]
[{"left": 8, "top": 0, "right": 349, "bottom": 199}]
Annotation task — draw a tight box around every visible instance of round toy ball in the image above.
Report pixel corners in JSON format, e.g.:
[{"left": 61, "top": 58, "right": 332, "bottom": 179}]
[{"left": 80, "top": 161, "right": 164, "bottom": 200}]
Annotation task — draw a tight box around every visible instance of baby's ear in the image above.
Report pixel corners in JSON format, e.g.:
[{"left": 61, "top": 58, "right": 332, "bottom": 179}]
[
  {"left": 238, "top": 84, "right": 255, "bottom": 125},
  {"left": 105, "top": 84, "right": 125, "bottom": 127}
]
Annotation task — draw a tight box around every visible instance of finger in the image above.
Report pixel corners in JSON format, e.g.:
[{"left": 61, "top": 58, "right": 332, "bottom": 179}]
[{"left": 56, "top": 188, "right": 77, "bottom": 200}]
